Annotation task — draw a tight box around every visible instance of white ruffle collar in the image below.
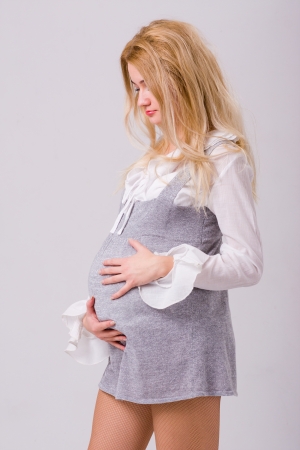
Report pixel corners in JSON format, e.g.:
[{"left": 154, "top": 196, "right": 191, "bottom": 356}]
[{"left": 110, "top": 130, "right": 237, "bottom": 235}]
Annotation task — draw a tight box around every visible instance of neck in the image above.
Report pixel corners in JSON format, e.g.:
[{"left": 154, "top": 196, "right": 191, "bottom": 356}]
[
  {"left": 165, "top": 142, "right": 177, "bottom": 155},
  {"left": 163, "top": 126, "right": 185, "bottom": 155}
]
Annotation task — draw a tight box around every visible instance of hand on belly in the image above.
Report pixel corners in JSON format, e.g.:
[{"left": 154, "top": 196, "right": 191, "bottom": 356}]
[
  {"left": 83, "top": 297, "right": 127, "bottom": 351},
  {"left": 99, "top": 238, "right": 174, "bottom": 300}
]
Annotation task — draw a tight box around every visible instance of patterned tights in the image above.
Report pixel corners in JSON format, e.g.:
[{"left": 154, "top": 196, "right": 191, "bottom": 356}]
[{"left": 87, "top": 389, "right": 221, "bottom": 450}]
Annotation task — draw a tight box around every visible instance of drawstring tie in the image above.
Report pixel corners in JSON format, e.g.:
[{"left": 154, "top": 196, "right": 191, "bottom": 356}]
[
  {"left": 110, "top": 170, "right": 148, "bottom": 235},
  {"left": 110, "top": 196, "right": 136, "bottom": 235}
]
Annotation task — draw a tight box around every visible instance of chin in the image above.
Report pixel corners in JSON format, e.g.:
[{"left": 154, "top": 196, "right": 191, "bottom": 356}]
[{"left": 149, "top": 118, "right": 161, "bottom": 125}]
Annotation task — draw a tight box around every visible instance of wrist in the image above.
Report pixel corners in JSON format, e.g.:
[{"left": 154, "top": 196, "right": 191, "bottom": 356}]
[{"left": 156, "top": 255, "right": 174, "bottom": 279}]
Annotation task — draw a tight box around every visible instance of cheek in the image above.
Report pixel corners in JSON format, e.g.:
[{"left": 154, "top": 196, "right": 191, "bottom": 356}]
[
  {"left": 154, "top": 98, "right": 160, "bottom": 109},
  {"left": 149, "top": 94, "right": 159, "bottom": 109},
  {"left": 153, "top": 112, "right": 162, "bottom": 124}
]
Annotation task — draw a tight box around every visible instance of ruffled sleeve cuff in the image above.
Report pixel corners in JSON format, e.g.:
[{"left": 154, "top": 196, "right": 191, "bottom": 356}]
[
  {"left": 62, "top": 298, "right": 110, "bottom": 365},
  {"left": 138, "top": 244, "right": 210, "bottom": 309}
]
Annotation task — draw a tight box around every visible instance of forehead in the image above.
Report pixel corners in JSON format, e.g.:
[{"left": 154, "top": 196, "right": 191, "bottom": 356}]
[{"left": 127, "top": 63, "right": 144, "bottom": 84}]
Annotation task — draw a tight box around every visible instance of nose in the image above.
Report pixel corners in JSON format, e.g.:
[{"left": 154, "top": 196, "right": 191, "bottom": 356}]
[{"left": 137, "top": 89, "right": 151, "bottom": 107}]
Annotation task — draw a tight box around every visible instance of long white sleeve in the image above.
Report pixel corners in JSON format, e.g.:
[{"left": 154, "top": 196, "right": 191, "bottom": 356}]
[
  {"left": 194, "top": 153, "right": 263, "bottom": 290},
  {"left": 139, "top": 152, "right": 263, "bottom": 308}
]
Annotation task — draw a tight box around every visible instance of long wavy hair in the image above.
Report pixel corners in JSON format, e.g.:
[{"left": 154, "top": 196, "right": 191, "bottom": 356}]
[{"left": 119, "top": 19, "right": 256, "bottom": 207}]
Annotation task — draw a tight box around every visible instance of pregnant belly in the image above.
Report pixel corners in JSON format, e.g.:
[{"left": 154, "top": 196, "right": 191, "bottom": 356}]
[
  {"left": 87, "top": 233, "right": 197, "bottom": 331},
  {"left": 87, "top": 234, "right": 140, "bottom": 327}
]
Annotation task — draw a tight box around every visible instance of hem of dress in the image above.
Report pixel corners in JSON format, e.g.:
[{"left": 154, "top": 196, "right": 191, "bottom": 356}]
[{"left": 98, "top": 384, "right": 238, "bottom": 404}]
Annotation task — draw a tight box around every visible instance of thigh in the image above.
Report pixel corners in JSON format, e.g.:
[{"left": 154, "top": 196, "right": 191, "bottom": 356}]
[
  {"left": 88, "top": 389, "right": 153, "bottom": 450},
  {"left": 151, "top": 396, "right": 221, "bottom": 450}
]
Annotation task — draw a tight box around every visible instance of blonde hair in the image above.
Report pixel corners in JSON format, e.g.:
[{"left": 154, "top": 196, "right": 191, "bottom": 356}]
[{"left": 120, "top": 19, "right": 256, "bottom": 207}]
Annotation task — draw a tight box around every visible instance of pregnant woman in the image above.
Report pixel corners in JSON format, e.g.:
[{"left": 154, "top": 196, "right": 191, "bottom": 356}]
[{"left": 62, "top": 19, "right": 263, "bottom": 450}]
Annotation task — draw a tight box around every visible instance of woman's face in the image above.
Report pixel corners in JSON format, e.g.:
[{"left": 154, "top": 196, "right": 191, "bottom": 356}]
[{"left": 127, "top": 63, "right": 162, "bottom": 125}]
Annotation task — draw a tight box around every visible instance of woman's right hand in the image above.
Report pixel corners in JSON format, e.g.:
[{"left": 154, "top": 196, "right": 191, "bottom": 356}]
[{"left": 83, "top": 297, "right": 127, "bottom": 351}]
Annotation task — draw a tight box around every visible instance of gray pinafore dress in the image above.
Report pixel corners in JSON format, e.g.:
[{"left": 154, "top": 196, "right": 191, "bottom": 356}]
[{"left": 88, "top": 162, "right": 237, "bottom": 404}]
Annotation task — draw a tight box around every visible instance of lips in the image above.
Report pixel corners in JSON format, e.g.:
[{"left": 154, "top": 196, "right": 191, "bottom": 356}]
[{"left": 145, "top": 110, "right": 156, "bottom": 116}]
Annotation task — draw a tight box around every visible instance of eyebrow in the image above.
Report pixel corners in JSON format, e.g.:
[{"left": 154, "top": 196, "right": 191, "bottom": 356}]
[{"left": 130, "top": 79, "right": 145, "bottom": 85}]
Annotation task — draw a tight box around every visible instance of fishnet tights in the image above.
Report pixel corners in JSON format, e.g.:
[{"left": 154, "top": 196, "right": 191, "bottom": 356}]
[{"left": 88, "top": 389, "right": 221, "bottom": 450}]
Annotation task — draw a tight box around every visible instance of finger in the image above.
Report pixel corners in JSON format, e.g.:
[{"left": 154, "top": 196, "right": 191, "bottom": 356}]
[
  {"left": 104, "top": 334, "right": 127, "bottom": 342},
  {"left": 93, "top": 318, "right": 115, "bottom": 329},
  {"left": 101, "top": 328, "right": 125, "bottom": 338},
  {"left": 86, "top": 296, "right": 95, "bottom": 313},
  {"left": 111, "top": 281, "right": 133, "bottom": 300},
  {"left": 86, "top": 319, "right": 116, "bottom": 335},
  {"left": 86, "top": 296, "right": 94, "bottom": 306},
  {"left": 102, "top": 274, "right": 126, "bottom": 285},
  {"left": 103, "top": 258, "right": 124, "bottom": 266},
  {"left": 109, "top": 341, "right": 126, "bottom": 351},
  {"left": 127, "top": 238, "right": 148, "bottom": 252},
  {"left": 100, "top": 320, "right": 117, "bottom": 330},
  {"left": 99, "top": 266, "right": 122, "bottom": 275}
]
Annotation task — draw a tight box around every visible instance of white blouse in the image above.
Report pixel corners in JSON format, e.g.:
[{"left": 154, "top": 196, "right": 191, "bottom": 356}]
[{"left": 62, "top": 130, "right": 263, "bottom": 364}]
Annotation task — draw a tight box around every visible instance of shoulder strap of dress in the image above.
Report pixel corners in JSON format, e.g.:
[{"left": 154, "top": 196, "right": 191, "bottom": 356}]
[
  {"left": 156, "top": 139, "right": 236, "bottom": 203},
  {"left": 205, "top": 139, "right": 236, "bottom": 155},
  {"left": 156, "top": 166, "right": 191, "bottom": 203}
]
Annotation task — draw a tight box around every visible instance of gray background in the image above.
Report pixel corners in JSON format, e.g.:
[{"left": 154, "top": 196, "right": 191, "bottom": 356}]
[{"left": 1, "top": 1, "right": 299, "bottom": 449}]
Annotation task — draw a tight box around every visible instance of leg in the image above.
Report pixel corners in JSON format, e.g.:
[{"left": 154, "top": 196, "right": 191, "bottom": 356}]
[
  {"left": 87, "top": 389, "right": 154, "bottom": 450},
  {"left": 151, "top": 396, "right": 221, "bottom": 450}
]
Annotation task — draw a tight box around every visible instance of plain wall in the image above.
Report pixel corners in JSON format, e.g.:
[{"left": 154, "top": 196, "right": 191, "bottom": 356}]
[{"left": 1, "top": 1, "right": 299, "bottom": 448}]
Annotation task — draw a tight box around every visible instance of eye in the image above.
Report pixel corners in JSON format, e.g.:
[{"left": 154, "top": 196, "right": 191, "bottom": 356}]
[{"left": 133, "top": 87, "right": 140, "bottom": 93}]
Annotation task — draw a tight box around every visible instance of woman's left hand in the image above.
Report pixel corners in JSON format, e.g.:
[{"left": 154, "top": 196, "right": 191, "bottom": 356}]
[{"left": 99, "top": 238, "right": 174, "bottom": 300}]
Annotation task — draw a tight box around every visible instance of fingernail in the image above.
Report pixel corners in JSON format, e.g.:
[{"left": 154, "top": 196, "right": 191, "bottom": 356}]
[{"left": 110, "top": 321, "right": 115, "bottom": 325}]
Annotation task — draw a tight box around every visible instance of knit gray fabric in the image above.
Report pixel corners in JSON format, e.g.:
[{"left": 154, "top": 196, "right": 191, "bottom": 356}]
[{"left": 88, "top": 164, "right": 237, "bottom": 404}]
